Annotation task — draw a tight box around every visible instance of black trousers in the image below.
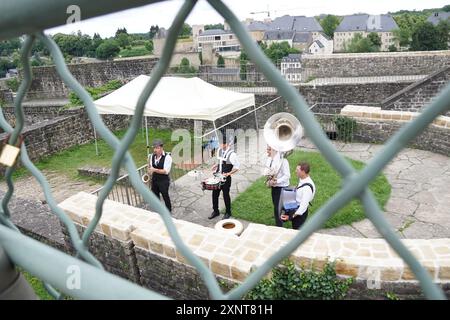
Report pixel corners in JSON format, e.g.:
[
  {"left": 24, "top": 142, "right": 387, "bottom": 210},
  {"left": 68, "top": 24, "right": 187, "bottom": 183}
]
[
  {"left": 291, "top": 210, "right": 308, "bottom": 230},
  {"left": 212, "top": 176, "right": 231, "bottom": 214},
  {"left": 151, "top": 178, "right": 172, "bottom": 212},
  {"left": 271, "top": 187, "right": 283, "bottom": 227}
]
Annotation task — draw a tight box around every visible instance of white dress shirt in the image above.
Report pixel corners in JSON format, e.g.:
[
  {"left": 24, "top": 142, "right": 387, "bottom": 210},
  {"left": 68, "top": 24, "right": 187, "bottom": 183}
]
[
  {"left": 294, "top": 176, "right": 316, "bottom": 217},
  {"left": 265, "top": 153, "right": 290, "bottom": 187},
  {"left": 149, "top": 152, "right": 172, "bottom": 174},
  {"left": 218, "top": 147, "right": 240, "bottom": 171}
]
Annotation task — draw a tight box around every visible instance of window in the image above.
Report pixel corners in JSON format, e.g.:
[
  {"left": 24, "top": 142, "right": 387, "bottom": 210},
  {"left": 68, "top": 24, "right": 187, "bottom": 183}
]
[
  {"left": 215, "top": 36, "right": 220, "bottom": 41},
  {"left": 229, "top": 35, "right": 233, "bottom": 40}
]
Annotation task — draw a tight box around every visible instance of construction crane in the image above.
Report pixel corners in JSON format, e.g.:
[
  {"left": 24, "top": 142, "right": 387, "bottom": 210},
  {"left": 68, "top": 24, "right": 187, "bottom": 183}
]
[{"left": 250, "top": 10, "right": 271, "bottom": 18}]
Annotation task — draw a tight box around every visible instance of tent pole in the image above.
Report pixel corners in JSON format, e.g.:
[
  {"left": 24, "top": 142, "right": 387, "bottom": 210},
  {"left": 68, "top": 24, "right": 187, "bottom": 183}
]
[
  {"left": 93, "top": 126, "right": 99, "bottom": 156},
  {"left": 213, "top": 120, "right": 219, "bottom": 141},
  {"left": 145, "top": 116, "right": 150, "bottom": 157},
  {"left": 253, "top": 104, "right": 259, "bottom": 131}
]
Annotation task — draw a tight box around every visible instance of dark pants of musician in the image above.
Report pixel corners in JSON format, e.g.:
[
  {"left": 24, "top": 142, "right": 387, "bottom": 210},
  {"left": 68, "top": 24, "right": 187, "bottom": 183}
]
[
  {"left": 212, "top": 176, "right": 231, "bottom": 215},
  {"left": 271, "top": 186, "right": 283, "bottom": 227},
  {"left": 151, "top": 177, "right": 172, "bottom": 212},
  {"left": 292, "top": 209, "right": 308, "bottom": 230}
]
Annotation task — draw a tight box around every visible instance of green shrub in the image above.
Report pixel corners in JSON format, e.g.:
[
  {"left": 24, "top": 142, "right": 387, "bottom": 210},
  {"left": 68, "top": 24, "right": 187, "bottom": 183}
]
[
  {"left": 334, "top": 115, "right": 357, "bottom": 143},
  {"left": 6, "top": 77, "right": 20, "bottom": 92},
  {"left": 244, "top": 260, "right": 353, "bottom": 300},
  {"left": 68, "top": 80, "right": 123, "bottom": 106}
]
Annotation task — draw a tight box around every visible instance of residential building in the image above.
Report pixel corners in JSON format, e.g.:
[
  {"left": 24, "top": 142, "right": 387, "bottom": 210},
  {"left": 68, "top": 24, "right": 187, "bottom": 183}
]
[
  {"left": 5, "top": 68, "right": 18, "bottom": 78},
  {"left": 250, "top": 15, "right": 324, "bottom": 47},
  {"left": 247, "top": 20, "right": 271, "bottom": 42},
  {"left": 334, "top": 14, "right": 399, "bottom": 52},
  {"left": 292, "top": 32, "right": 313, "bottom": 51},
  {"left": 197, "top": 29, "right": 240, "bottom": 52},
  {"left": 270, "top": 15, "right": 323, "bottom": 35},
  {"left": 427, "top": 12, "right": 450, "bottom": 25},
  {"left": 280, "top": 53, "right": 302, "bottom": 83},
  {"left": 262, "top": 30, "right": 295, "bottom": 47},
  {"left": 308, "top": 33, "right": 333, "bottom": 54}
]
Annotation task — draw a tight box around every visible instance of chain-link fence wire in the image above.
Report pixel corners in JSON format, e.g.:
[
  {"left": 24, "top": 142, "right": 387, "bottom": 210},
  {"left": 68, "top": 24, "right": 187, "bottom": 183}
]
[{"left": 0, "top": 0, "right": 448, "bottom": 299}]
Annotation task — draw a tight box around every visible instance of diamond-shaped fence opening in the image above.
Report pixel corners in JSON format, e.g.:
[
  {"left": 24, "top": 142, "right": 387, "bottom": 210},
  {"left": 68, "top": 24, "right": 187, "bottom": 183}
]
[{"left": 0, "top": 0, "right": 448, "bottom": 300}]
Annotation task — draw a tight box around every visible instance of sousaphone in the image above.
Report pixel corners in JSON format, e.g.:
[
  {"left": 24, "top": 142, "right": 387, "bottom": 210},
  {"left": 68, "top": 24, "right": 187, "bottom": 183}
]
[{"left": 263, "top": 112, "right": 303, "bottom": 154}]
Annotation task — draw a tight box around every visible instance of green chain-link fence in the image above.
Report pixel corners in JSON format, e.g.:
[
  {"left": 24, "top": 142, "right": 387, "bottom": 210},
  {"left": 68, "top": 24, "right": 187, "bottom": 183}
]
[{"left": 0, "top": 0, "right": 448, "bottom": 300}]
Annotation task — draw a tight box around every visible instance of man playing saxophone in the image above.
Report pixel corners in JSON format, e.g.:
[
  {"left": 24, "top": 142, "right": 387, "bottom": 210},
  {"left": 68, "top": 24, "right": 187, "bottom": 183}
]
[{"left": 147, "top": 139, "right": 172, "bottom": 213}]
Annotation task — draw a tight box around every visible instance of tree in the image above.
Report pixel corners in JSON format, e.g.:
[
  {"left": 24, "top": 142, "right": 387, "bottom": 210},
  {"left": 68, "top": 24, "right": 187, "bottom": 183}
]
[
  {"left": 53, "top": 32, "right": 92, "bottom": 57},
  {"left": 174, "top": 57, "right": 197, "bottom": 76},
  {"left": 0, "top": 38, "right": 21, "bottom": 56},
  {"left": 442, "top": 4, "right": 450, "bottom": 12},
  {"left": 205, "top": 23, "right": 224, "bottom": 30},
  {"left": 367, "top": 32, "right": 381, "bottom": 47},
  {"left": 346, "top": 33, "right": 381, "bottom": 53},
  {"left": 96, "top": 39, "right": 120, "bottom": 60},
  {"left": 239, "top": 49, "right": 248, "bottom": 80},
  {"left": 145, "top": 40, "right": 154, "bottom": 53},
  {"left": 437, "top": 20, "right": 450, "bottom": 49},
  {"left": 410, "top": 21, "right": 446, "bottom": 51},
  {"left": 116, "top": 33, "right": 130, "bottom": 48},
  {"left": 388, "top": 44, "right": 398, "bottom": 52},
  {"left": 263, "top": 41, "right": 300, "bottom": 65},
  {"left": 217, "top": 55, "right": 225, "bottom": 68},
  {"left": 115, "top": 28, "right": 128, "bottom": 37},
  {"left": 393, "top": 28, "right": 411, "bottom": 47},
  {"left": 179, "top": 23, "right": 192, "bottom": 37},
  {"left": 393, "top": 13, "right": 428, "bottom": 48},
  {"left": 149, "top": 25, "right": 159, "bottom": 39},
  {"left": 0, "top": 58, "right": 15, "bottom": 78},
  {"left": 319, "top": 15, "right": 341, "bottom": 39}
]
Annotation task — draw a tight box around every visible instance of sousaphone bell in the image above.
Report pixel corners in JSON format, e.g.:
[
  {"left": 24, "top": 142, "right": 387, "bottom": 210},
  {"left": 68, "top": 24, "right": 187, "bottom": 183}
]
[{"left": 263, "top": 112, "right": 303, "bottom": 154}]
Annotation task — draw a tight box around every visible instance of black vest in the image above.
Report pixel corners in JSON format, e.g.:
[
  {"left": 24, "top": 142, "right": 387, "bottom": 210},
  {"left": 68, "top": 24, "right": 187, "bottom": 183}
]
[
  {"left": 151, "top": 153, "right": 170, "bottom": 182},
  {"left": 216, "top": 149, "right": 234, "bottom": 174}
]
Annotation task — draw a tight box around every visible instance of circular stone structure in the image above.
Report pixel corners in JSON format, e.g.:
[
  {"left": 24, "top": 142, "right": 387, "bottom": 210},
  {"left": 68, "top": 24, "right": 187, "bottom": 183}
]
[{"left": 214, "top": 218, "right": 244, "bottom": 236}]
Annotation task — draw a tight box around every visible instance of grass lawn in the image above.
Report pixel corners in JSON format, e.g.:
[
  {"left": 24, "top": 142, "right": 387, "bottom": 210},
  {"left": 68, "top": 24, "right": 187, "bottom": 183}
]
[
  {"left": 20, "top": 269, "right": 55, "bottom": 300},
  {"left": 10, "top": 128, "right": 195, "bottom": 181},
  {"left": 119, "top": 45, "right": 151, "bottom": 58},
  {"left": 231, "top": 150, "right": 391, "bottom": 228}
]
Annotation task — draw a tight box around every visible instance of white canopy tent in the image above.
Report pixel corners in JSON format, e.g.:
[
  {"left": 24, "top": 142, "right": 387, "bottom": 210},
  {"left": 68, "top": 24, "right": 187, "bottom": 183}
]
[{"left": 93, "top": 75, "right": 256, "bottom": 155}]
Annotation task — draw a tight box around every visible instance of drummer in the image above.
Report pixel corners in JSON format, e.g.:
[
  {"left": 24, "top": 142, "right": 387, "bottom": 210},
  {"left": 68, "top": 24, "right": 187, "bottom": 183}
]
[{"left": 208, "top": 132, "right": 240, "bottom": 220}]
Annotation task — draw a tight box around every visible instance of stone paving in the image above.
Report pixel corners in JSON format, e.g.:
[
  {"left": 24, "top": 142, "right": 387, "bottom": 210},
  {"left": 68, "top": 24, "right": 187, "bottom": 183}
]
[
  {"left": 168, "top": 138, "right": 450, "bottom": 239},
  {"left": 301, "top": 140, "right": 450, "bottom": 239}
]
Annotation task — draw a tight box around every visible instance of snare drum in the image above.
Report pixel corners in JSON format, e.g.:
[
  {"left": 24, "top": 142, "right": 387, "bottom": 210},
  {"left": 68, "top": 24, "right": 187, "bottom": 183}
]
[{"left": 201, "top": 174, "right": 225, "bottom": 191}]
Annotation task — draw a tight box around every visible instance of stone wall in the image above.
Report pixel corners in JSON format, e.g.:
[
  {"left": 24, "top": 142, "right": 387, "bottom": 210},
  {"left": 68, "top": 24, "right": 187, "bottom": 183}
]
[
  {"left": 301, "top": 51, "right": 450, "bottom": 79},
  {"left": 1, "top": 105, "right": 80, "bottom": 126},
  {"left": 58, "top": 192, "right": 450, "bottom": 300},
  {"left": 24, "top": 57, "right": 159, "bottom": 100},
  {"left": 0, "top": 111, "right": 131, "bottom": 170},
  {"left": 382, "top": 66, "right": 450, "bottom": 117},
  {"left": 299, "top": 82, "right": 412, "bottom": 110},
  {"left": 0, "top": 89, "right": 13, "bottom": 105},
  {"left": 341, "top": 105, "right": 450, "bottom": 156}
]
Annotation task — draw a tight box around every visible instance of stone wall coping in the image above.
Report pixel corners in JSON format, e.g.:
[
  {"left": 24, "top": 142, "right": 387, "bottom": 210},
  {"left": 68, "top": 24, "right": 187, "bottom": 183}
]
[
  {"left": 59, "top": 192, "right": 450, "bottom": 284},
  {"left": 302, "top": 50, "right": 450, "bottom": 60},
  {"left": 341, "top": 105, "right": 450, "bottom": 128}
]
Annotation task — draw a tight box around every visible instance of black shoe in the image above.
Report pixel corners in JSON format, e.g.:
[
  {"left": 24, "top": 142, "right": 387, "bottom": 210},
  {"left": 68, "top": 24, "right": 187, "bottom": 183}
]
[
  {"left": 208, "top": 211, "right": 220, "bottom": 219},
  {"left": 222, "top": 213, "right": 232, "bottom": 220}
]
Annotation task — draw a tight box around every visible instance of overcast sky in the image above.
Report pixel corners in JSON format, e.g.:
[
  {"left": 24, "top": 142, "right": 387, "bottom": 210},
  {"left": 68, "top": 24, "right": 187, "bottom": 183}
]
[{"left": 47, "top": 0, "right": 450, "bottom": 37}]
